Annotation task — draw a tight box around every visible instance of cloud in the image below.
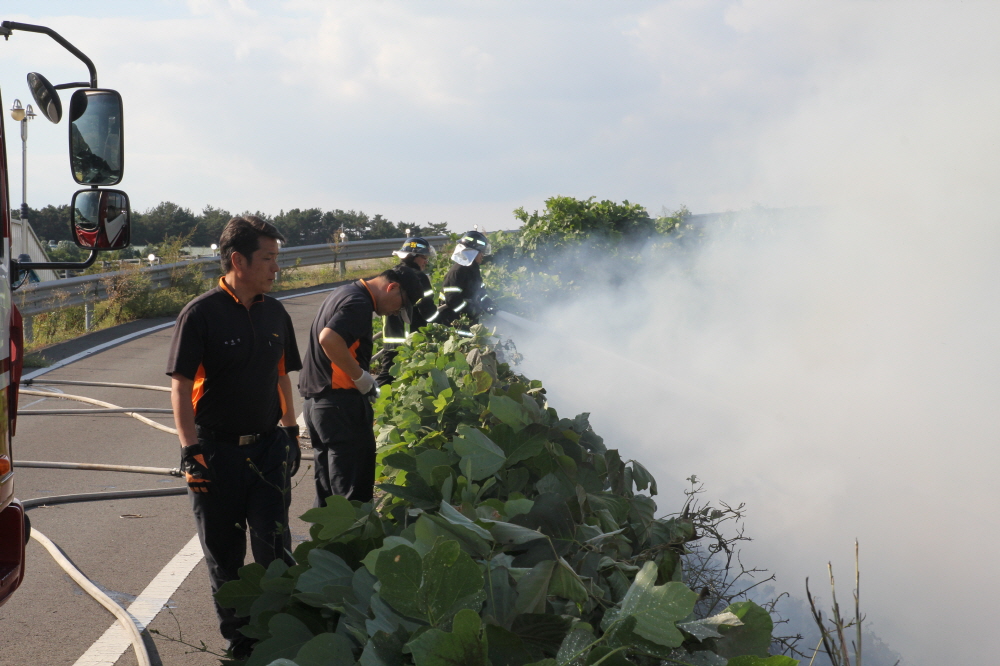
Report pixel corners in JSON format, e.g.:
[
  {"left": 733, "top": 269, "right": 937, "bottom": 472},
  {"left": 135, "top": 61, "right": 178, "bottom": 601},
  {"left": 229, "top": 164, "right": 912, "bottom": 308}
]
[{"left": 1, "top": 1, "right": 878, "bottom": 225}]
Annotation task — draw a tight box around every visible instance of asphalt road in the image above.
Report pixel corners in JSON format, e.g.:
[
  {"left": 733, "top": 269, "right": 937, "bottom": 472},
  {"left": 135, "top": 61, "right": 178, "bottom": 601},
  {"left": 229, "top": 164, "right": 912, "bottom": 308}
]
[{"left": 0, "top": 284, "right": 344, "bottom": 666}]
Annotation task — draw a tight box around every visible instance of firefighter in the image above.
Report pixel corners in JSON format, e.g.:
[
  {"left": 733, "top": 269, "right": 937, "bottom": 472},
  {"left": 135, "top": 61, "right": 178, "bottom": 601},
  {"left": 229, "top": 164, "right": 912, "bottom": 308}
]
[
  {"left": 433, "top": 230, "right": 495, "bottom": 330},
  {"left": 298, "top": 266, "right": 425, "bottom": 506},
  {"left": 374, "top": 237, "right": 437, "bottom": 386},
  {"left": 167, "top": 216, "right": 302, "bottom": 658}
]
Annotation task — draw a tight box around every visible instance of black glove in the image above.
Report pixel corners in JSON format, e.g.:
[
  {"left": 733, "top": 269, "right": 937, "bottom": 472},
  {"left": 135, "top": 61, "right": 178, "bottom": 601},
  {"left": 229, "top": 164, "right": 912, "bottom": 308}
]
[
  {"left": 280, "top": 426, "right": 301, "bottom": 476},
  {"left": 180, "top": 443, "right": 211, "bottom": 494}
]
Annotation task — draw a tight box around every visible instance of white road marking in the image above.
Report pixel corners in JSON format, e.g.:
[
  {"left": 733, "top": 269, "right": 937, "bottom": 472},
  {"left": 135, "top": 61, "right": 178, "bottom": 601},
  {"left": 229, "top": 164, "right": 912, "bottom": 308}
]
[
  {"left": 73, "top": 534, "right": 204, "bottom": 666},
  {"left": 23, "top": 322, "right": 177, "bottom": 381}
]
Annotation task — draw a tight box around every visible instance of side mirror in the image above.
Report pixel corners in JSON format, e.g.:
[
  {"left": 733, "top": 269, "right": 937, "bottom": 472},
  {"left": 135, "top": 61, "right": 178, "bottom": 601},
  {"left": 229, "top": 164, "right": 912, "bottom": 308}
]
[
  {"left": 27, "top": 72, "right": 62, "bottom": 123},
  {"left": 71, "top": 189, "right": 131, "bottom": 250},
  {"left": 69, "top": 89, "right": 123, "bottom": 186}
]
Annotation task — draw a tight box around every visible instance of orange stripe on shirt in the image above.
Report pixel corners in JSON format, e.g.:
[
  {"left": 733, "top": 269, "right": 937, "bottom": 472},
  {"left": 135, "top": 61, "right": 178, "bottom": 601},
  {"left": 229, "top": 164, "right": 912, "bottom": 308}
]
[
  {"left": 331, "top": 340, "right": 361, "bottom": 390},
  {"left": 191, "top": 363, "right": 207, "bottom": 415}
]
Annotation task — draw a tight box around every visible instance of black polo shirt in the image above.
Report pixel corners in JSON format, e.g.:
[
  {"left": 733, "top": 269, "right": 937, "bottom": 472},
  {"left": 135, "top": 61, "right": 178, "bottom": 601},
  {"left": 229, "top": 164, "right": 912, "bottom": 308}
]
[
  {"left": 166, "top": 278, "right": 302, "bottom": 434},
  {"left": 298, "top": 280, "right": 376, "bottom": 398}
]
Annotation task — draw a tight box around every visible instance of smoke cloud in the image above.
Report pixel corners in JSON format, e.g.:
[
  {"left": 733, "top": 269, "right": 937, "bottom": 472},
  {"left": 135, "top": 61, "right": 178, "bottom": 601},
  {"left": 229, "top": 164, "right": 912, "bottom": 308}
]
[{"left": 495, "top": 4, "right": 1000, "bottom": 665}]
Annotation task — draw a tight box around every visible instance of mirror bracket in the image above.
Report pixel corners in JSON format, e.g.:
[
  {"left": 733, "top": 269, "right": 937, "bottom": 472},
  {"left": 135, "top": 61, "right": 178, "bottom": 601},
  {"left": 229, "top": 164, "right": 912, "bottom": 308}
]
[
  {"left": 54, "top": 82, "right": 92, "bottom": 91},
  {"left": 14, "top": 251, "right": 98, "bottom": 272},
  {"left": 0, "top": 22, "right": 97, "bottom": 87},
  {"left": 11, "top": 252, "right": 99, "bottom": 290}
]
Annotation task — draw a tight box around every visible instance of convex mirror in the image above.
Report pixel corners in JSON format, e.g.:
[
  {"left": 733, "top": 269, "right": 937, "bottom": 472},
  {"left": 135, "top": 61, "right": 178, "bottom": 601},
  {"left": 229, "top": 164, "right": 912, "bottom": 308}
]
[
  {"left": 71, "top": 189, "right": 131, "bottom": 250},
  {"left": 69, "top": 89, "right": 123, "bottom": 186},
  {"left": 27, "top": 72, "right": 62, "bottom": 123}
]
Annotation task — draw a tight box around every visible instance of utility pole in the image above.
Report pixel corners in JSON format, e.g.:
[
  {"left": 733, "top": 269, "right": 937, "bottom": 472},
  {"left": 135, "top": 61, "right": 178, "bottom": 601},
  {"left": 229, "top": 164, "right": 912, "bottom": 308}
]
[{"left": 9, "top": 99, "right": 35, "bottom": 258}]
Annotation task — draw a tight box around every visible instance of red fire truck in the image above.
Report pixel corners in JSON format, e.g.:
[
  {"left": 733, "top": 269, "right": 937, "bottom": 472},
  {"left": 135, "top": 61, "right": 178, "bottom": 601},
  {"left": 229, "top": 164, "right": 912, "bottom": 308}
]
[{"left": 0, "top": 21, "right": 132, "bottom": 606}]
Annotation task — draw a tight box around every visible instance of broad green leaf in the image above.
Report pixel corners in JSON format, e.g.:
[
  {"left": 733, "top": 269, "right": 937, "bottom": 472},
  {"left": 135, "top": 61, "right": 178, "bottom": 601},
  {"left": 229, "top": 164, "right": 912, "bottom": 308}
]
[
  {"left": 483, "top": 557, "right": 520, "bottom": 629},
  {"left": 510, "top": 613, "right": 573, "bottom": 661},
  {"left": 503, "top": 498, "right": 534, "bottom": 519},
  {"left": 485, "top": 624, "right": 534, "bottom": 666},
  {"left": 377, "top": 472, "right": 441, "bottom": 510},
  {"left": 452, "top": 425, "right": 506, "bottom": 481},
  {"left": 726, "top": 657, "right": 798, "bottom": 666},
  {"left": 714, "top": 601, "right": 773, "bottom": 658},
  {"left": 418, "top": 539, "right": 485, "bottom": 626},
  {"left": 678, "top": 611, "right": 743, "bottom": 640},
  {"left": 383, "top": 451, "right": 418, "bottom": 472},
  {"left": 430, "top": 368, "right": 451, "bottom": 395},
  {"left": 362, "top": 536, "right": 419, "bottom": 575},
  {"left": 417, "top": 449, "right": 457, "bottom": 483},
  {"left": 432, "top": 388, "right": 453, "bottom": 413},
  {"left": 296, "top": 549, "right": 354, "bottom": 594},
  {"left": 300, "top": 495, "right": 357, "bottom": 540},
  {"left": 293, "top": 632, "right": 357, "bottom": 666},
  {"left": 488, "top": 521, "right": 547, "bottom": 547},
  {"left": 489, "top": 394, "right": 531, "bottom": 431},
  {"left": 375, "top": 544, "right": 424, "bottom": 619},
  {"left": 511, "top": 493, "right": 575, "bottom": 539},
  {"left": 680, "top": 651, "right": 728, "bottom": 666},
  {"left": 437, "top": 501, "right": 493, "bottom": 539},
  {"left": 472, "top": 370, "right": 493, "bottom": 395},
  {"left": 608, "top": 561, "right": 698, "bottom": 648},
  {"left": 415, "top": 513, "right": 493, "bottom": 559},
  {"left": 515, "top": 560, "right": 556, "bottom": 614},
  {"left": 245, "top": 613, "right": 315, "bottom": 666},
  {"left": 548, "top": 559, "right": 588, "bottom": 604},
  {"left": 360, "top": 627, "right": 409, "bottom": 666},
  {"left": 215, "top": 563, "right": 265, "bottom": 616},
  {"left": 628, "top": 461, "right": 657, "bottom": 495},
  {"left": 406, "top": 608, "right": 489, "bottom": 666},
  {"left": 555, "top": 627, "right": 593, "bottom": 666},
  {"left": 503, "top": 433, "right": 548, "bottom": 468},
  {"left": 628, "top": 494, "right": 657, "bottom": 544}
]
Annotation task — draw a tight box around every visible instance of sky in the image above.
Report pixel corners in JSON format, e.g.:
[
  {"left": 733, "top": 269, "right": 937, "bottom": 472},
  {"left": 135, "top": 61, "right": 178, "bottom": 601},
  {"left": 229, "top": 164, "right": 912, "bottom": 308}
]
[
  {"left": 0, "top": 0, "right": 911, "bottom": 231},
  {"left": 5, "top": 2, "right": 1000, "bottom": 664}
]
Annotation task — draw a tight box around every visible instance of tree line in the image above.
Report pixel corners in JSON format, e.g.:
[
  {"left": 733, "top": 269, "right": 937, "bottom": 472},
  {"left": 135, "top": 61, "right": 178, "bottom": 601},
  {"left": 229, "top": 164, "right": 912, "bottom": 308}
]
[{"left": 16, "top": 202, "right": 449, "bottom": 248}]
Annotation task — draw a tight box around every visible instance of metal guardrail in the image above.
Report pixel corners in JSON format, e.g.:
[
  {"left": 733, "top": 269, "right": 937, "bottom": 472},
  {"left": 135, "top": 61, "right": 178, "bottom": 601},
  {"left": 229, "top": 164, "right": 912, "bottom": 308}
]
[{"left": 16, "top": 235, "right": 449, "bottom": 322}]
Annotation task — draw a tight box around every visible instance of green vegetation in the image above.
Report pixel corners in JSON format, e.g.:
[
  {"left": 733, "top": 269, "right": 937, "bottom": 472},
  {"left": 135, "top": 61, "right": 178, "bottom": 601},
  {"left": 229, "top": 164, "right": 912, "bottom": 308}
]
[{"left": 216, "top": 326, "right": 793, "bottom": 665}]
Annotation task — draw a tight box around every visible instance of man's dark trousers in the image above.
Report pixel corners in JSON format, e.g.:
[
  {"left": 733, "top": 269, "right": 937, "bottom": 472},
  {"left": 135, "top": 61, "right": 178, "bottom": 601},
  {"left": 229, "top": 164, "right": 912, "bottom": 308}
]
[
  {"left": 188, "top": 428, "right": 296, "bottom": 640},
  {"left": 303, "top": 389, "right": 376, "bottom": 506}
]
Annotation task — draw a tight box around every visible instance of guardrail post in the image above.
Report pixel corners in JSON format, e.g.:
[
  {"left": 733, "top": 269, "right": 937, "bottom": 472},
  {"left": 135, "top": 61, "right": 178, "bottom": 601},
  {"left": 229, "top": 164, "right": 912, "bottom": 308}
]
[
  {"left": 339, "top": 260, "right": 346, "bottom": 277},
  {"left": 84, "top": 302, "right": 93, "bottom": 331},
  {"left": 23, "top": 316, "right": 32, "bottom": 344}
]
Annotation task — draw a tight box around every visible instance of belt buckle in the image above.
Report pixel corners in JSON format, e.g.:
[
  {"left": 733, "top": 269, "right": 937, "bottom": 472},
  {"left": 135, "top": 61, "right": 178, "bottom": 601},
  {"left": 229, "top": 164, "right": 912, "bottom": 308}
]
[{"left": 238, "top": 434, "right": 256, "bottom": 446}]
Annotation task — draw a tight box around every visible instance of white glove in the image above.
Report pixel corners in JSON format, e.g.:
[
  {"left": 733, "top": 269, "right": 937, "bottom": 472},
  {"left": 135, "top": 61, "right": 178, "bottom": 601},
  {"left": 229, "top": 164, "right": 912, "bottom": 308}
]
[{"left": 353, "top": 370, "right": 377, "bottom": 395}]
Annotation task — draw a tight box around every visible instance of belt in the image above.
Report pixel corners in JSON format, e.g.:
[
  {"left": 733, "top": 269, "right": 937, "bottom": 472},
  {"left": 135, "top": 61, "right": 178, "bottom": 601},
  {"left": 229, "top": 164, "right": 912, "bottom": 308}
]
[{"left": 196, "top": 425, "right": 275, "bottom": 446}]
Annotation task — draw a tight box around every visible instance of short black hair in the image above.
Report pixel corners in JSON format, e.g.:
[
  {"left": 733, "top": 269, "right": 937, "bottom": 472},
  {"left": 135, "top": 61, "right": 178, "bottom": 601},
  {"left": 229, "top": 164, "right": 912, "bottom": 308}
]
[
  {"left": 380, "top": 265, "right": 424, "bottom": 304},
  {"left": 219, "top": 216, "right": 285, "bottom": 273}
]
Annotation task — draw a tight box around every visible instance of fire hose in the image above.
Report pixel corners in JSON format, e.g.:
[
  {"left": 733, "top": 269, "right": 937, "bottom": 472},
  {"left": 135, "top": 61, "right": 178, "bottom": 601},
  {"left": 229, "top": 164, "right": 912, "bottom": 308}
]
[{"left": 16, "top": 379, "right": 310, "bottom": 666}]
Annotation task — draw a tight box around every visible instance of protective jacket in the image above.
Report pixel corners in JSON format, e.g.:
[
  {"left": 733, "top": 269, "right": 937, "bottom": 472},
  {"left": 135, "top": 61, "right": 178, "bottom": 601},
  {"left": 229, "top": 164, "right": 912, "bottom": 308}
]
[{"left": 434, "top": 261, "right": 493, "bottom": 327}]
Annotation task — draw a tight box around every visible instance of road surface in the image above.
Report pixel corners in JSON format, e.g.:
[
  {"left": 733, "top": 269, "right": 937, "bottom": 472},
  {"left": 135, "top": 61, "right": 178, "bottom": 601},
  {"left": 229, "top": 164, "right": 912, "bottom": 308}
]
[{"left": 0, "top": 285, "right": 342, "bottom": 666}]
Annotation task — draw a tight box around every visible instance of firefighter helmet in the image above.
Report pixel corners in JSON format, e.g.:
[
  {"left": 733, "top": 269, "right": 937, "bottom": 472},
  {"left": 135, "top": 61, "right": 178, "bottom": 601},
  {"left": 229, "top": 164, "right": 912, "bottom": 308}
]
[
  {"left": 459, "top": 230, "right": 491, "bottom": 256},
  {"left": 393, "top": 236, "right": 437, "bottom": 260}
]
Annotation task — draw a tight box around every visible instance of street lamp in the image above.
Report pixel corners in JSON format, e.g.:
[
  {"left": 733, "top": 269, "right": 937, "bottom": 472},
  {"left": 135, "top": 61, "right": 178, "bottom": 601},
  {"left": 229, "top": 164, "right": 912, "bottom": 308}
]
[{"left": 10, "top": 99, "right": 36, "bottom": 258}]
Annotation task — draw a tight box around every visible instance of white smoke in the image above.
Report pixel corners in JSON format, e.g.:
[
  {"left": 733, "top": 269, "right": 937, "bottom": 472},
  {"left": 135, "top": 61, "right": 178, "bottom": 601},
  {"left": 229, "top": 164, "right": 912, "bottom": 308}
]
[{"left": 493, "top": 4, "right": 1000, "bottom": 665}]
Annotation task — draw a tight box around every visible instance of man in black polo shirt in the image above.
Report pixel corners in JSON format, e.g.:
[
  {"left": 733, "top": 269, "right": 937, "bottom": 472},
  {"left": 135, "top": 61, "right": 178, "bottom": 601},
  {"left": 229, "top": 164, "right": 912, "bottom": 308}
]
[
  {"left": 166, "top": 216, "right": 302, "bottom": 658},
  {"left": 299, "top": 266, "right": 423, "bottom": 506}
]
